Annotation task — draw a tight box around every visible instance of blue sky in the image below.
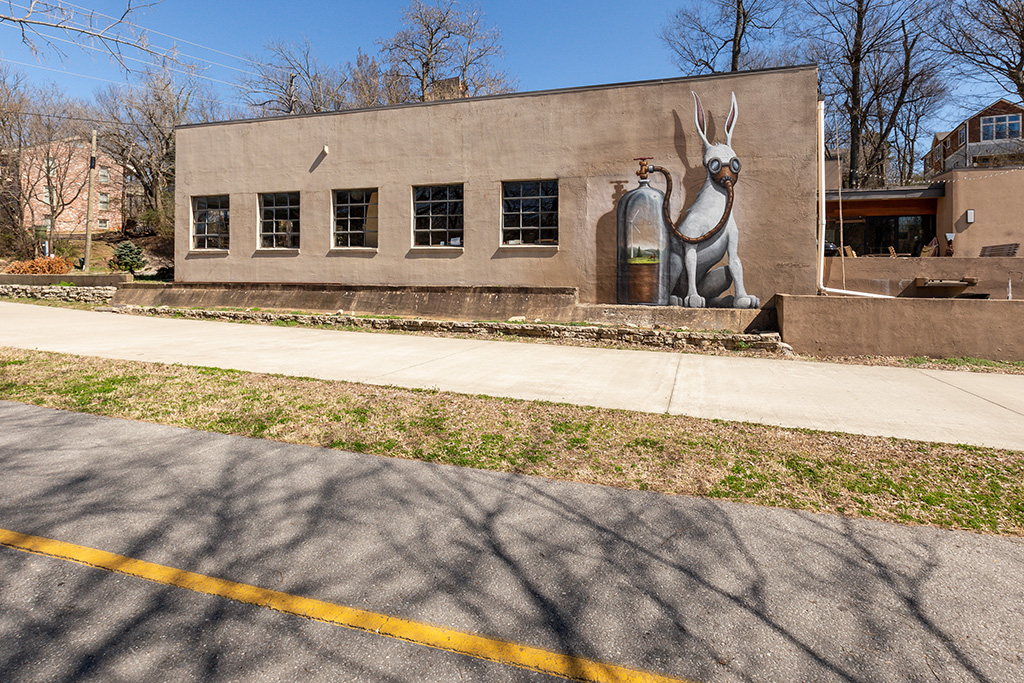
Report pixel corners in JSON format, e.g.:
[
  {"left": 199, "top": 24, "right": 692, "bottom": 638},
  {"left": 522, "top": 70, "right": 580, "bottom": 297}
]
[
  {"left": 1, "top": 0, "right": 683, "bottom": 105},
  {"left": 1, "top": 0, "right": 1000, "bottom": 132}
]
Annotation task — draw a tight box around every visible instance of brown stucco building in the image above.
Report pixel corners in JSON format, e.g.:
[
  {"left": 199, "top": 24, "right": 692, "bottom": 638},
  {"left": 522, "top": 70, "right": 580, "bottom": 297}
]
[{"left": 174, "top": 66, "right": 820, "bottom": 306}]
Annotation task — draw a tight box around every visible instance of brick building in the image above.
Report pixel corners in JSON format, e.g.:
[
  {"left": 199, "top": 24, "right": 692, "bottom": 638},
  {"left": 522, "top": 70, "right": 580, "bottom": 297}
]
[
  {"left": 1, "top": 137, "right": 125, "bottom": 238},
  {"left": 924, "top": 99, "right": 1024, "bottom": 178}
]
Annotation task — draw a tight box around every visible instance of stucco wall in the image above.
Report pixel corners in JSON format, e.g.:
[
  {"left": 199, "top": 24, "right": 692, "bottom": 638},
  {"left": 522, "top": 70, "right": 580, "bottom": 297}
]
[
  {"left": 777, "top": 294, "right": 1024, "bottom": 361},
  {"left": 822, "top": 256, "right": 1023, "bottom": 299},
  {"left": 175, "top": 67, "right": 819, "bottom": 304},
  {"left": 939, "top": 167, "right": 1024, "bottom": 257}
]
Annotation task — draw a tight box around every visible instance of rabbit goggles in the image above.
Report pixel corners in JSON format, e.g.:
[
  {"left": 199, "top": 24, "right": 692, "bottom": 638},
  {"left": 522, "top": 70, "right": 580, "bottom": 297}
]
[{"left": 706, "top": 157, "right": 741, "bottom": 187}]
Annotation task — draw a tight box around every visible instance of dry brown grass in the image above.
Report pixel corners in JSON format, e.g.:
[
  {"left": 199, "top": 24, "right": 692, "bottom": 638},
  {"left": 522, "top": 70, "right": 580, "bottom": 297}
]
[{"left": 2, "top": 346, "right": 1022, "bottom": 536}]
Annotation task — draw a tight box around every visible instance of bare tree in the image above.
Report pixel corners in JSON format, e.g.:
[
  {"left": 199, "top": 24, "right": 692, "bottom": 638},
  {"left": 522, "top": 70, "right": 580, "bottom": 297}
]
[
  {"left": 377, "top": 0, "right": 515, "bottom": 101},
  {"left": 0, "top": 1, "right": 169, "bottom": 70},
  {"left": 939, "top": 0, "right": 1024, "bottom": 103},
  {"left": 801, "top": 0, "right": 946, "bottom": 187},
  {"left": 346, "top": 49, "right": 415, "bottom": 109},
  {"left": 94, "top": 66, "right": 208, "bottom": 239},
  {"left": 0, "top": 66, "right": 92, "bottom": 256},
  {"left": 660, "top": 0, "right": 792, "bottom": 74},
  {"left": 889, "top": 70, "right": 948, "bottom": 183},
  {"left": 0, "top": 65, "right": 33, "bottom": 256},
  {"left": 237, "top": 39, "right": 349, "bottom": 116}
]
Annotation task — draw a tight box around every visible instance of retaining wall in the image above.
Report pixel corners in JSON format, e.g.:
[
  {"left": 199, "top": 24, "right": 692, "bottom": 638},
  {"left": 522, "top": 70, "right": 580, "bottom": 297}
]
[
  {"left": 0, "top": 273, "right": 132, "bottom": 286},
  {"left": 777, "top": 294, "right": 1024, "bottom": 360},
  {"left": 0, "top": 285, "right": 116, "bottom": 304}
]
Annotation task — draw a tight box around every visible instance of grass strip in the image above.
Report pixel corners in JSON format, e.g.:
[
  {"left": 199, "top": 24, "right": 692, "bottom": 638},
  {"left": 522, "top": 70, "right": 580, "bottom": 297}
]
[{"left": 2, "top": 346, "right": 1022, "bottom": 536}]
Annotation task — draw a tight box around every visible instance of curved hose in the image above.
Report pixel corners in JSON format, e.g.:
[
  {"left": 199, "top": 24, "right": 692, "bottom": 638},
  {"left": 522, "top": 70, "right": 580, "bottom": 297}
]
[{"left": 649, "top": 165, "right": 733, "bottom": 244}]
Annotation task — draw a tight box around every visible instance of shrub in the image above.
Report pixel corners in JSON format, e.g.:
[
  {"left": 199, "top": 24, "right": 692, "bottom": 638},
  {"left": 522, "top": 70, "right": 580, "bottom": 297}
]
[
  {"left": 108, "top": 241, "right": 148, "bottom": 275},
  {"left": 4, "top": 256, "right": 73, "bottom": 274}
]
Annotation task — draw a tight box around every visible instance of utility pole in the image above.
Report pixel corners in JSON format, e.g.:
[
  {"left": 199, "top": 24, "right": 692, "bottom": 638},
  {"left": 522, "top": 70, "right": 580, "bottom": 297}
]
[{"left": 83, "top": 130, "right": 97, "bottom": 272}]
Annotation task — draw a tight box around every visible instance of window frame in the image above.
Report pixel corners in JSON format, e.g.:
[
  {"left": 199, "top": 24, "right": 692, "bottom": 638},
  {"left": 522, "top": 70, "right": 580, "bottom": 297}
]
[
  {"left": 258, "top": 191, "right": 301, "bottom": 250},
  {"left": 98, "top": 192, "right": 110, "bottom": 211},
  {"left": 981, "top": 114, "right": 1022, "bottom": 141},
  {"left": 98, "top": 166, "right": 111, "bottom": 183},
  {"left": 192, "top": 194, "right": 230, "bottom": 251},
  {"left": 332, "top": 188, "right": 379, "bottom": 249},
  {"left": 98, "top": 218, "right": 109, "bottom": 231},
  {"left": 958, "top": 127, "right": 965, "bottom": 146},
  {"left": 412, "top": 183, "right": 464, "bottom": 248},
  {"left": 501, "top": 179, "right": 559, "bottom": 246}
]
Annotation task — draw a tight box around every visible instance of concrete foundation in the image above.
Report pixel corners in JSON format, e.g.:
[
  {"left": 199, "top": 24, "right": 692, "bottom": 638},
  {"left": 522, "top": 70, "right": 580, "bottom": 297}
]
[{"left": 111, "top": 282, "right": 775, "bottom": 332}]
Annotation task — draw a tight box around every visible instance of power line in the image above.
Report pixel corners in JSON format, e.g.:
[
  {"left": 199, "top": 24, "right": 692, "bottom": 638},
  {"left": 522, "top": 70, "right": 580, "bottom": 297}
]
[
  {"left": 0, "top": 56, "right": 240, "bottom": 109},
  {"left": 0, "top": 107, "right": 119, "bottom": 125},
  {"left": 34, "top": 0, "right": 265, "bottom": 69},
  {"left": 0, "top": 22, "right": 244, "bottom": 88}
]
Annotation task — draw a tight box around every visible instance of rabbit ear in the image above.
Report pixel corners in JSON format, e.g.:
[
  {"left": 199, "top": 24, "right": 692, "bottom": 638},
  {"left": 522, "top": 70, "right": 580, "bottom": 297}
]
[
  {"left": 692, "top": 91, "right": 710, "bottom": 149},
  {"left": 725, "top": 92, "right": 738, "bottom": 147}
]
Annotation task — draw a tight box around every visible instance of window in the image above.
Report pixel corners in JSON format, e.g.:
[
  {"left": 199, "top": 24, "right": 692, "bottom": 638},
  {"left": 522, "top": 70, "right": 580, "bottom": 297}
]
[
  {"left": 958, "top": 127, "right": 965, "bottom": 146},
  {"left": 413, "top": 184, "right": 463, "bottom": 246},
  {"left": 193, "top": 195, "right": 230, "bottom": 249},
  {"left": 825, "top": 215, "right": 934, "bottom": 257},
  {"left": 259, "top": 192, "right": 300, "bottom": 248},
  {"left": 502, "top": 180, "right": 558, "bottom": 245},
  {"left": 333, "top": 188, "right": 378, "bottom": 248},
  {"left": 98, "top": 219, "right": 109, "bottom": 230},
  {"left": 98, "top": 166, "right": 110, "bottom": 183},
  {"left": 41, "top": 186, "right": 51, "bottom": 205},
  {"left": 99, "top": 193, "right": 110, "bottom": 211},
  {"left": 981, "top": 114, "right": 1021, "bottom": 141}
]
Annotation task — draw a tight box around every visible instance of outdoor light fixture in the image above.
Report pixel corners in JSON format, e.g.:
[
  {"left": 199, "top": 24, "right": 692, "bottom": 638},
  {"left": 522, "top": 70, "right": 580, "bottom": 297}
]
[{"left": 966, "top": 209, "right": 975, "bottom": 224}]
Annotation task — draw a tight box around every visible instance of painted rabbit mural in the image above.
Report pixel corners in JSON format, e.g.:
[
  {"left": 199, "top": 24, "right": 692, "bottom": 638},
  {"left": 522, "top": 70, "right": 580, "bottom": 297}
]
[{"left": 618, "top": 91, "right": 759, "bottom": 309}]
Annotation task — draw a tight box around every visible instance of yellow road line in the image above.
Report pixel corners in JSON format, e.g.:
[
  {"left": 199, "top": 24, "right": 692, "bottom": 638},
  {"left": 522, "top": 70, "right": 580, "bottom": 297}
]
[{"left": 0, "top": 527, "right": 695, "bottom": 683}]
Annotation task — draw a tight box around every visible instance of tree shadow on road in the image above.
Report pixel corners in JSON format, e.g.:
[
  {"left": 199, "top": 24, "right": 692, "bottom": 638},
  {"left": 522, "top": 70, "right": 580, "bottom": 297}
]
[{"left": 0, "top": 402, "right": 1019, "bottom": 681}]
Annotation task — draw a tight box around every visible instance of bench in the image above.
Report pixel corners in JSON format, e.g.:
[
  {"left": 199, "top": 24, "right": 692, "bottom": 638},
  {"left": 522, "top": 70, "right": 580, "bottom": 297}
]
[{"left": 979, "top": 243, "right": 1019, "bottom": 257}]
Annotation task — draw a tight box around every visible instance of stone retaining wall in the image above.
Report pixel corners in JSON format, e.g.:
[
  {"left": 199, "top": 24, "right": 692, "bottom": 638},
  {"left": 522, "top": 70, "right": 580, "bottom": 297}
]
[
  {"left": 0, "top": 285, "right": 116, "bottom": 304},
  {"left": 104, "top": 305, "right": 793, "bottom": 355}
]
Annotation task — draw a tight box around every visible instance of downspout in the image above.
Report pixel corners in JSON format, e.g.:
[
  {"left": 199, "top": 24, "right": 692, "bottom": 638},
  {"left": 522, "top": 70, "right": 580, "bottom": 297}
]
[{"left": 816, "top": 99, "right": 894, "bottom": 299}]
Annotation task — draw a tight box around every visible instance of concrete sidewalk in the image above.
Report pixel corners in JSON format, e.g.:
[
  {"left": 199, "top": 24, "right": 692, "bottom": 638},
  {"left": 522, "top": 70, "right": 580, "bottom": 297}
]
[
  {"left": 2, "top": 301, "right": 1023, "bottom": 450},
  {"left": 1, "top": 401, "right": 1022, "bottom": 682}
]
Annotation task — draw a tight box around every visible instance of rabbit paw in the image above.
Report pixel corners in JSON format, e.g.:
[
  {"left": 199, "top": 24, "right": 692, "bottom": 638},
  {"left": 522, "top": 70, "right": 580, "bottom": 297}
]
[
  {"left": 734, "top": 295, "right": 760, "bottom": 309},
  {"left": 684, "top": 294, "right": 706, "bottom": 308}
]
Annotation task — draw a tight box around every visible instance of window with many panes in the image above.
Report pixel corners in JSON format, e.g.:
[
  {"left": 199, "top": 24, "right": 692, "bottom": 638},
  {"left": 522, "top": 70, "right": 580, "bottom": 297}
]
[
  {"left": 193, "top": 195, "right": 230, "bottom": 249},
  {"left": 259, "top": 192, "right": 300, "bottom": 248},
  {"left": 334, "top": 188, "right": 379, "bottom": 248},
  {"left": 413, "top": 184, "right": 463, "bottom": 246},
  {"left": 502, "top": 180, "right": 558, "bottom": 245},
  {"left": 99, "top": 193, "right": 110, "bottom": 211},
  {"left": 981, "top": 114, "right": 1021, "bottom": 141},
  {"left": 98, "top": 166, "right": 110, "bottom": 183},
  {"left": 958, "top": 127, "right": 965, "bottom": 145}
]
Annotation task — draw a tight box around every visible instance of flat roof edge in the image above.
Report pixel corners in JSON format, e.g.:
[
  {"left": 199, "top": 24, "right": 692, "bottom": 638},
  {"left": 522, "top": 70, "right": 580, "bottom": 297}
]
[
  {"left": 825, "top": 184, "right": 945, "bottom": 201},
  {"left": 177, "top": 63, "right": 819, "bottom": 131}
]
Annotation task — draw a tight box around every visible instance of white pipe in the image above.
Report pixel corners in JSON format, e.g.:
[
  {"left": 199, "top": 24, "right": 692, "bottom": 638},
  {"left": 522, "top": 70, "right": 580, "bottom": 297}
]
[
  {"left": 817, "top": 100, "right": 826, "bottom": 292},
  {"left": 820, "top": 286, "right": 893, "bottom": 298},
  {"left": 815, "top": 99, "right": 895, "bottom": 299}
]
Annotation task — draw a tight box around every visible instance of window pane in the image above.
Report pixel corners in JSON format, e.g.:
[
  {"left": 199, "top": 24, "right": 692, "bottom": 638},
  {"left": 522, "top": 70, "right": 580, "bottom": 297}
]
[
  {"left": 412, "top": 184, "right": 464, "bottom": 246},
  {"left": 500, "top": 179, "right": 558, "bottom": 245}
]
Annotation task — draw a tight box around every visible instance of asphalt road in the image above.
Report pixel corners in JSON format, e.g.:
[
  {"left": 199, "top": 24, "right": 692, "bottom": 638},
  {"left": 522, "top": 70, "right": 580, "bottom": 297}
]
[
  {"left": 1, "top": 401, "right": 1022, "bottom": 682},
  {"left": 2, "top": 302, "right": 1024, "bottom": 450}
]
